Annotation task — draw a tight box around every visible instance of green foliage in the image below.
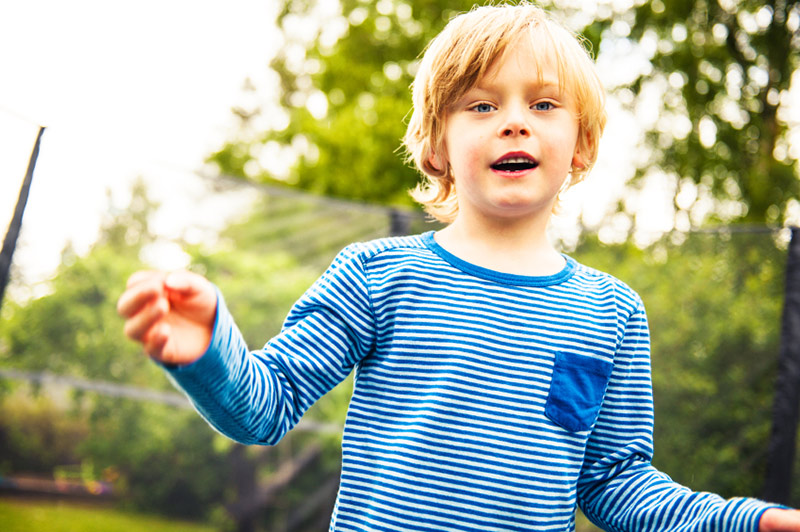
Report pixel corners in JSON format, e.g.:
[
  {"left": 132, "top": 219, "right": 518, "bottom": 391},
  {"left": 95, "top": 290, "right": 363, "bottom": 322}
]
[
  {"left": 0, "top": 498, "right": 215, "bottom": 532},
  {"left": 624, "top": 0, "right": 799, "bottom": 224},
  {"left": 0, "top": 179, "right": 353, "bottom": 524},
  {"left": 207, "top": 0, "right": 476, "bottom": 206},
  {"left": 0, "top": 181, "right": 233, "bottom": 520},
  {"left": 78, "top": 398, "right": 230, "bottom": 519},
  {"left": 0, "top": 178, "right": 157, "bottom": 386},
  {"left": 0, "top": 392, "right": 88, "bottom": 475},
  {"left": 574, "top": 229, "right": 789, "bottom": 502},
  {"left": 645, "top": 233, "right": 784, "bottom": 498},
  {"left": 0, "top": 245, "right": 157, "bottom": 385}
]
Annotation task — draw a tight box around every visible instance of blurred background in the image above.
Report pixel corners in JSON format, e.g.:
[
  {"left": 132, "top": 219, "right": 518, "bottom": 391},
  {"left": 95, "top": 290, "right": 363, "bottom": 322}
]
[{"left": 1, "top": 0, "right": 799, "bottom": 530}]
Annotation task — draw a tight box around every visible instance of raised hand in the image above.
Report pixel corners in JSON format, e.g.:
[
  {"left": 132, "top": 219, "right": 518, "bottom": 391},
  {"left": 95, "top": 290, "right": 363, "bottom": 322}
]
[{"left": 117, "top": 270, "right": 217, "bottom": 366}]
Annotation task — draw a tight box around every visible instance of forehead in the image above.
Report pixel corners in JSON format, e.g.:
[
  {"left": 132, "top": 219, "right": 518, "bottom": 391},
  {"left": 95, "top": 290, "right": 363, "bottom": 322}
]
[
  {"left": 479, "top": 34, "right": 561, "bottom": 88},
  {"left": 424, "top": 9, "right": 596, "bottom": 118}
]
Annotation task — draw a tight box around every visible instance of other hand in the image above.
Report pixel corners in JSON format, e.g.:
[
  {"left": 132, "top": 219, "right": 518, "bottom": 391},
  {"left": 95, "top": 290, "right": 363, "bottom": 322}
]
[
  {"left": 760, "top": 508, "right": 800, "bottom": 532},
  {"left": 117, "top": 270, "right": 216, "bottom": 365}
]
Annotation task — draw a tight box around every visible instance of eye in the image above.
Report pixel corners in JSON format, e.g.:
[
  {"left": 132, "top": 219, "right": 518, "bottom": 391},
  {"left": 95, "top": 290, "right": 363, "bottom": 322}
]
[
  {"left": 471, "top": 102, "right": 496, "bottom": 113},
  {"left": 533, "top": 101, "right": 555, "bottom": 111}
]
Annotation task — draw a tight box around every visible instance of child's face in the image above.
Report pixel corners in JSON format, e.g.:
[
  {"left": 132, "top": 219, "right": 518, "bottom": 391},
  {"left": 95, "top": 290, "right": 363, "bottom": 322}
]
[{"left": 438, "top": 37, "right": 583, "bottom": 225}]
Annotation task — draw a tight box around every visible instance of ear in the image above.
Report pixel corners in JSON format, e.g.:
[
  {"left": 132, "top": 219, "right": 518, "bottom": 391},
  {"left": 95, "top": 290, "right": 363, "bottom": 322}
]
[
  {"left": 428, "top": 150, "right": 445, "bottom": 173},
  {"left": 571, "top": 149, "right": 586, "bottom": 170},
  {"left": 572, "top": 132, "right": 591, "bottom": 170}
]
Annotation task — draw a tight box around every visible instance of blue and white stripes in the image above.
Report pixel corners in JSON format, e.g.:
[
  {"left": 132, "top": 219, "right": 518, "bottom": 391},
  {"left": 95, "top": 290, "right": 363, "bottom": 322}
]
[{"left": 168, "top": 231, "right": 775, "bottom": 531}]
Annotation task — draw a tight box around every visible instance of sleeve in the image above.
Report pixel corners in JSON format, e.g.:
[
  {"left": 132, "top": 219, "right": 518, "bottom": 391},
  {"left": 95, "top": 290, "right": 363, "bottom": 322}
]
[
  {"left": 164, "top": 244, "right": 376, "bottom": 446},
  {"left": 576, "top": 297, "right": 779, "bottom": 532}
]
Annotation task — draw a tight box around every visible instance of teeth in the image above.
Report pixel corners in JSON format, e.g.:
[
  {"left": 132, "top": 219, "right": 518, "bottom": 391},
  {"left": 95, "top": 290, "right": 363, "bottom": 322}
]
[
  {"left": 499, "top": 156, "right": 535, "bottom": 164},
  {"left": 491, "top": 155, "right": 538, "bottom": 171}
]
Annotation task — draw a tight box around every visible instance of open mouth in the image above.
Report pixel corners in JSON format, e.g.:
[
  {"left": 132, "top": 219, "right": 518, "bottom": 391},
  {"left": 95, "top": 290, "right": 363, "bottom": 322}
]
[{"left": 490, "top": 155, "right": 539, "bottom": 172}]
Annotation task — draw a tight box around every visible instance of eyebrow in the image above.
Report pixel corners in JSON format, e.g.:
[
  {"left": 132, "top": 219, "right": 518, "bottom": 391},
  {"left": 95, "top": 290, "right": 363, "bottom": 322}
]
[{"left": 470, "top": 78, "right": 562, "bottom": 93}]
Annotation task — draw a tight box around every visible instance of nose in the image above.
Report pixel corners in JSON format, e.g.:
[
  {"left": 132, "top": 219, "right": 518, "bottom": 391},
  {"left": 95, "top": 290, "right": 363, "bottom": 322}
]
[{"left": 498, "top": 107, "right": 530, "bottom": 137}]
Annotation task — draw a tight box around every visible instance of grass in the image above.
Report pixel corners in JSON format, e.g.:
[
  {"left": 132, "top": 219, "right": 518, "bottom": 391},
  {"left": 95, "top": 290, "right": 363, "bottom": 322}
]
[
  {"left": 0, "top": 498, "right": 216, "bottom": 532},
  {"left": 0, "top": 496, "right": 604, "bottom": 531}
]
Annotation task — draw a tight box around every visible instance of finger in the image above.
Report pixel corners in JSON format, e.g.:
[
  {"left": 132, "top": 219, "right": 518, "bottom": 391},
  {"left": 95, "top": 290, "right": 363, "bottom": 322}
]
[
  {"left": 164, "top": 271, "right": 196, "bottom": 293},
  {"left": 164, "top": 271, "right": 212, "bottom": 301},
  {"left": 123, "top": 296, "right": 169, "bottom": 342},
  {"left": 143, "top": 322, "right": 171, "bottom": 360},
  {"left": 165, "top": 271, "right": 216, "bottom": 314},
  {"left": 117, "top": 277, "right": 165, "bottom": 318},
  {"left": 126, "top": 270, "right": 166, "bottom": 288}
]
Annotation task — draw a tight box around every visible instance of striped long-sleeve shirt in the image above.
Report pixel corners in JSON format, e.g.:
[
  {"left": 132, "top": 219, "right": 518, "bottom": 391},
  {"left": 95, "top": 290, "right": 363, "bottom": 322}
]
[{"left": 167, "top": 231, "right": 776, "bottom": 531}]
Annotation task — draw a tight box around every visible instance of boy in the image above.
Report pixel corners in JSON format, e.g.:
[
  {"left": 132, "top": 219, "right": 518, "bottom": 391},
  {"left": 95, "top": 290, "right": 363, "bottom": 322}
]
[{"left": 117, "top": 3, "right": 800, "bottom": 530}]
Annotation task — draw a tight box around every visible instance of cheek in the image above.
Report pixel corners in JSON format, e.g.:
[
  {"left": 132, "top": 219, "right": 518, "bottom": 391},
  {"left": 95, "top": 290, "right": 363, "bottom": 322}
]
[
  {"left": 546, "top": 128, "right": 581, "bottom": 166},
  {"left": 462, "top": 144, "right": 484, "bottom": 167},
  {"left": 449, "top": 148, "right": 483, "bottom": 183},
  {"left": 452, "top": 133, "right": 488, "bottom": 166}
]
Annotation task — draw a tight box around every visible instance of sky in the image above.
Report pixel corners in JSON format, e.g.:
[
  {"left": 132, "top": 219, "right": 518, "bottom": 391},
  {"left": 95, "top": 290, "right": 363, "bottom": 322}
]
[{"left": 0, "top": 0, "right": 281, "bottom": 291}]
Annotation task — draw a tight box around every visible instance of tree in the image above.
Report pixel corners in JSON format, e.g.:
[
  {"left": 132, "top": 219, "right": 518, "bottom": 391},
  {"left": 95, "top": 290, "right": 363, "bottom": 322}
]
[
  {"left": 0, "top": 179, "right": 353, "bottom": 525},
  {"left": 573, "top": 230, "right": 788, "bottom": 503},
  {"left": 622, "top": 0, "right": 800, "bottom": 227},
  {"left": 207, "top": 0, "right": 476, "bottom": 206},
  {"left": 0, "top": 178, "right": 156, "bottom": 384},
  {"left": 0, "top": 181, "right": 233, "bottom": 520}
]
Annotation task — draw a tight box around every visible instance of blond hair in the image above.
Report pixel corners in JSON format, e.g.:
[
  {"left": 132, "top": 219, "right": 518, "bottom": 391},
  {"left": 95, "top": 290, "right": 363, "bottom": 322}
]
[{"left": 403, "top": 2, "right": 607, "bottom": 223}]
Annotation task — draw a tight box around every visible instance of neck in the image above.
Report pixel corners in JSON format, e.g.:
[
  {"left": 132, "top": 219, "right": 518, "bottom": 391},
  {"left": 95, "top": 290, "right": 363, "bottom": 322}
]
[{"left": 436, "top": 213, "right": 564, "bottom": 277}]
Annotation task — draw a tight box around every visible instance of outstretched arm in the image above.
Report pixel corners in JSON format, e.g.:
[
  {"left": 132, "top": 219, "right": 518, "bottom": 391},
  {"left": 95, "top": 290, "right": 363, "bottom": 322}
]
[
  {"left": 578, "top": 300, "right": 787, "bottom": 531},
  {"left": 118, "top": 245, "right": 376, "bottom": 446}
]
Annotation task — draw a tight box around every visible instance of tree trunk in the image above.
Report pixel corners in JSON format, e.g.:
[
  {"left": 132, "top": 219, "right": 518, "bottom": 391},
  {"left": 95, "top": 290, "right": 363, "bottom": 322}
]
[
  {"left": 285, "top": 471, "right": 339, "bottom": 531},
  {"left": 226, "top": 443, "right": 322, "bottom": 527},
  {"left": 229, "top": 444, "right": 258, "bottom": 532}
]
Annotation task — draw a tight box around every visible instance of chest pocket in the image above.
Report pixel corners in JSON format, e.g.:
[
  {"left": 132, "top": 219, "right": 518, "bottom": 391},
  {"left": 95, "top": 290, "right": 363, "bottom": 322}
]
[{"left": 545, "top": 351, "right": 613, "bottom": 432}]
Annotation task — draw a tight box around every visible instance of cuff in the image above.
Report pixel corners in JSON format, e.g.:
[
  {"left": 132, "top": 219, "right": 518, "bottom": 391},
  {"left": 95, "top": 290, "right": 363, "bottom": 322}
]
[{"left": 162, "top": 285, "right": 243, "bottom": 398}]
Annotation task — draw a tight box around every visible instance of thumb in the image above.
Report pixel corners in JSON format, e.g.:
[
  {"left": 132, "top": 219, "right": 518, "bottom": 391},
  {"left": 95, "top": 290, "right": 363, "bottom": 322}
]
[
  {"left": 163, "top": 271, "right": 215, "bottom": 307},
  {"left": 164, "top": 270, "right": 202, "bottom": 294},
  {"left": 163, "top": 271, "right": 216, "bottom": 314}
]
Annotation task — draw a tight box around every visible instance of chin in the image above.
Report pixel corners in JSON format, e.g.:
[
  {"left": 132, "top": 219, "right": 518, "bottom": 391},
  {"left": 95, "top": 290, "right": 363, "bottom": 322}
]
[{"left": 491, "top": 200, "right": 556, "bottom": 219}]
